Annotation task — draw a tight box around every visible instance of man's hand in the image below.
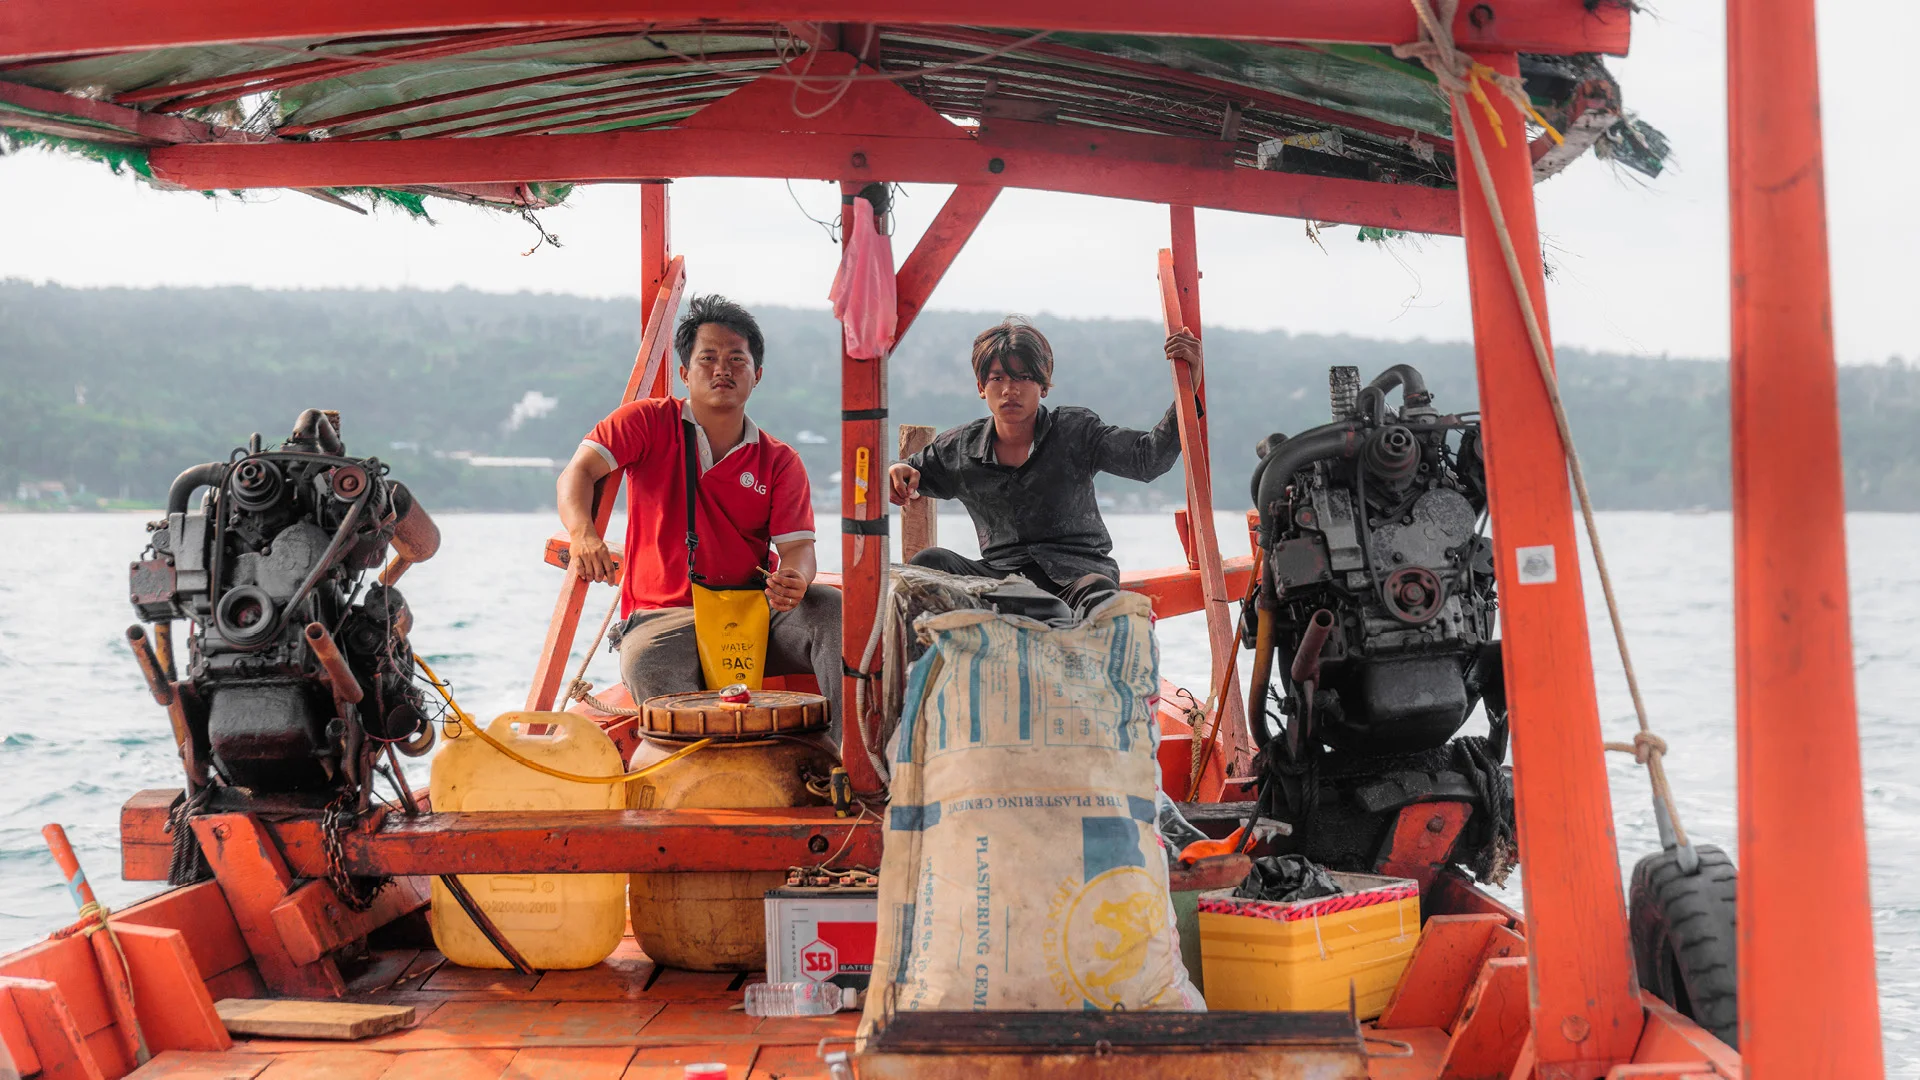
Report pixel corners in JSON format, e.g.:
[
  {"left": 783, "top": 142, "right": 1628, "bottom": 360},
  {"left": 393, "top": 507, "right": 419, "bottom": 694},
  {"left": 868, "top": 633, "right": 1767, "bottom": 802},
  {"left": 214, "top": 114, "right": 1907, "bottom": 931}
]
[
  {"left": 568, "top": 526, "right": 619, "bottom": 584},
  {"left": 888, "top": 462, "right": 921, "bottom": 505},
  {"left": 764, "top": 566, "right": 808, "bottom": 612},
  {"left": 1166, "top": 327, "right": 1204, "bottom": 384}
]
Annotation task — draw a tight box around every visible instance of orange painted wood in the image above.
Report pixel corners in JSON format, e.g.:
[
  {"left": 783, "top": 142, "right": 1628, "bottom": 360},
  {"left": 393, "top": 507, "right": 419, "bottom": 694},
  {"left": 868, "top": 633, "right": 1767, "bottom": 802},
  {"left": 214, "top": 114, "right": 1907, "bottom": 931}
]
[
  {"left": 1427, "top": 872, "right": 1525, "bottom": 933},
  {"left": 504, "top": 1045, "right": 639, "bottom": 1079},
  {"left": 117, "top": 881, "right": 251, "bottom": 984},
  {"left": 121, "top": 842, "right": 173, "bottom": 883},
  {"left": 893, "top": 185, "right": 1000, "bottom": 346},
  {"left": 0, "top": 977, "right": 104, "bottom": 1080},
  {"left": 1506, "top": 1037, "right": 1535, "bottom": 1080},
  {"left": 255, "top": 1050, "right": 396, "bottom": 1080},
  {"left": 837, "top": 183, "right": 889, "bottom": 797},
  {"left": 1122, "top": 557, "right": 1254, "bottom": 620},
  {"left": 745, "top": 1044, "right": 835, "bottom": 1079},
  {"left": 120, "top": 1049, "right": 268, "bottom": 1077},
  {"left": 149, "top": 126, "right": 1462, "bottom": 236},
  {"left": 373, "top": 1048, "right": 516, "bottom": 1079},
  {"left": 1438, "top": 957, "right": 1530, "bottom": 1080},
  {"left": 1604, "top": 1066, "right": 1716, "bottom": 1079},
  {"left": 620, "top": 1043, "right": 756, "bottom": 1079},
  {"left": 1157, "top": 233, "right": 1249, "bottom": 776},
  {"left": 1455, "top": 49, "right": 1640, "bottom": 1073},
  {"left": 271, "top": 878, "right": 431, "bottom": 967},
  {"left": 1359, "top": 1024, "right": 1450, "bottom": 1080},
  {"left": 80, "top": 1027, "right": 133, "bottom": 1079},
  {"left": 1375, "top": 914, "right": 1503, "bottom": 1032},
  {"left": 267, "top": 808, "right": 882, "bottom": 877},
  {"left": 527, "top": 247, "right": 685, "bottom": 712},
  {"left": 637, "top": 1003, "right": 759, "bottom": 1039},
  {"left": 201, "top": 968, "right": 265, "bottom": 1003},
  {"left": 111, "top": 924, "right": 230, "bottom": 1053},
  {"left": 120, "top": 789, "right": 178, "bottom": 845},
  {"left": 1728, "top": 0, "right": 1882, "bottom": 1073},
  {"left": 0, "top": 936, "right": 114, "bottom": 1038},
  {"left": 0, "top": 981, "right": 41, "bottom": 1076},
  {"left": 191, "top": 814, "right": 346, "bottom": 999},
  {"left": 1376, "top": 801, "right": 1473, "bottom": 892},
  {"left": 0, "top": 2, "right": 1630, "bottom": 69},
  {"left": 1630, "top": 996, "right": 1740, "bottom": 1075}
]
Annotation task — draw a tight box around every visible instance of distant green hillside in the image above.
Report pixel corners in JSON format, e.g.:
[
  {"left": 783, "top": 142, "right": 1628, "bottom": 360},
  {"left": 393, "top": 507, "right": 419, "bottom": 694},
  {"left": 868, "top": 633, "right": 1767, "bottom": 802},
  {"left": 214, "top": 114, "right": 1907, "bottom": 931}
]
[{"left": 4, "top": 281, "right": 1918, "bottom": 511}]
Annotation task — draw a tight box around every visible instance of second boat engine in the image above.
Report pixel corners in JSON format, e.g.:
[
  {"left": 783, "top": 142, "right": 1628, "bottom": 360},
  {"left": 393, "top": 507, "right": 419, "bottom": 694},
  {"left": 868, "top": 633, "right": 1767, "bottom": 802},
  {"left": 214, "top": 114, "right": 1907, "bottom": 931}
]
[
  {"left": 129, "top": 409, "right": 441, "bottom": 803},
  {"left": 1245, "top": 366, "right": 1512, "bottom": 878}
]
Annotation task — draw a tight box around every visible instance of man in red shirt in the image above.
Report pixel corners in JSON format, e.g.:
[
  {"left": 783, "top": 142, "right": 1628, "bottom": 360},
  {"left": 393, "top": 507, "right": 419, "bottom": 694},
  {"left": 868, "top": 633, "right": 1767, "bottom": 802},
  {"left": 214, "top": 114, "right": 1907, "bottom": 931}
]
[{"left": 556, "top": 295, "right": 841, "bottom": 732}]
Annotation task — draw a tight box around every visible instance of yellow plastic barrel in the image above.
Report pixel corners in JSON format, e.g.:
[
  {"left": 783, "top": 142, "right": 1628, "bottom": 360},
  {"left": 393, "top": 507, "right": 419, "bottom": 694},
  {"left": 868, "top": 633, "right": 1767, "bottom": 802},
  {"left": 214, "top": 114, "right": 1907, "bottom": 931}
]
[{"left": 429, "top": 711, "right": 627, "bottom": 970}]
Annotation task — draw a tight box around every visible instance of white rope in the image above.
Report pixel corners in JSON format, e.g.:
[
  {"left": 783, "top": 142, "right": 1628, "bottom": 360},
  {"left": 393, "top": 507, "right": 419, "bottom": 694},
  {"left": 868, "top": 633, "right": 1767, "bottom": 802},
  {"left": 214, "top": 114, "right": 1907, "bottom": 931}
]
[{"left": 1395, "top": 0, "right": 1689, "bottom": 853}]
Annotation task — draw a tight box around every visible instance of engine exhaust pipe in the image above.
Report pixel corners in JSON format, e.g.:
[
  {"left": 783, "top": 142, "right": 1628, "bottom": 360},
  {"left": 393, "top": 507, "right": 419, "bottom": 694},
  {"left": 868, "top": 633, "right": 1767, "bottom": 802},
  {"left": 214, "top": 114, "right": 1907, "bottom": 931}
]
[
  {"left": 125, "top": 625, "right": 173, "bottom": 707},
  {"left": 381, "top": 482, "right": 440, "bottom": 586},
  {"left": 305, "top": 623, "right": 363, "bottom": 704},
  {"left": 1290, "top": 609, "right": 1336, "bottom": 685}
]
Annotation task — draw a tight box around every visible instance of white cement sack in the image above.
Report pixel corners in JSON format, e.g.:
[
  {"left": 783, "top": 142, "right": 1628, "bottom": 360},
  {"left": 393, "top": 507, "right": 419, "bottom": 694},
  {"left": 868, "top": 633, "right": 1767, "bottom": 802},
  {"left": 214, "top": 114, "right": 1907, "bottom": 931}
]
[{"left": 862, "top": 593, "right": 1203, "bottom": 1027}]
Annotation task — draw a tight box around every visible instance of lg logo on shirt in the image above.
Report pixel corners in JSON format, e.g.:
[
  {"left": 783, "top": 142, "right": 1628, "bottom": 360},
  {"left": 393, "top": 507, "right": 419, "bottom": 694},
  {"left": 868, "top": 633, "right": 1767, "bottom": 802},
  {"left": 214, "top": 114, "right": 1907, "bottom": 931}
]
[{"left": 739, "top": 471, "right": 768, "bottom": 495}]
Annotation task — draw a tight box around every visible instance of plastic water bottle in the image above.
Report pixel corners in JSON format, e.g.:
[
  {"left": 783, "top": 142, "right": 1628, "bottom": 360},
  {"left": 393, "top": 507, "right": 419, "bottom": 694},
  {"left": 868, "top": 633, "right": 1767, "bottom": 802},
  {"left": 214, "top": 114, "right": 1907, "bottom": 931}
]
[{"left": 743, "top": 981, "right": 858, "bottom": 1016}]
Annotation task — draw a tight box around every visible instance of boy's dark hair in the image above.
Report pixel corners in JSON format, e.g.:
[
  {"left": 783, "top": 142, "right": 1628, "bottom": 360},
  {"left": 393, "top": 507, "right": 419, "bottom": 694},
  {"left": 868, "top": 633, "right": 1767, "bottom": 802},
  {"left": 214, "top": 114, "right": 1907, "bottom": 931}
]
[
  {"left": 970, "top": 317, "right": 1054, "bottom": 389},
  {"left": 675, "top": 294, "right": 766, "bottom": 370}
]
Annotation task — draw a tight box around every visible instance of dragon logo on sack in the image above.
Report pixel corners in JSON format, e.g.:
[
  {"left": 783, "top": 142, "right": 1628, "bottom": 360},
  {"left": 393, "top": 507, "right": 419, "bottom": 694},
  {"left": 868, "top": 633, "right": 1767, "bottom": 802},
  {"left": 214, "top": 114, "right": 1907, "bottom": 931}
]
[{"left": 1041, "top": 866, "right": 1171, "bottom": 1009}]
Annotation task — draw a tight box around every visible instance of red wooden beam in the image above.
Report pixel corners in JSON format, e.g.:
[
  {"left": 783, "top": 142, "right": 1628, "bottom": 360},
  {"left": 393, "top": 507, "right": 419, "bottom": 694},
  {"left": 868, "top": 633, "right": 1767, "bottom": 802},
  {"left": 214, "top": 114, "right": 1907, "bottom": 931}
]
[
  {"left": 264, "top": 808, "right": 884, "bottom": 876},
  {"left": 1454, "top": 50, "right": 1640, "bottom": 1074},
  {"left": 838, "top": 183, "right": 889, "bottom": 796},
  {"left": 0, "top": 79, "right": 258, "bottom": 144},
  {"left": 149, "top": 126, "right": 1461, "bottom": 233},
  {"left": 0, "top": 2, "right": 1629, "bottom": 64},
  {"left": 1728, "top": 0, "right": 1883, "bottom": 1071},
  {"left": 893, "top": 183, "right": 998, "bottom": 344}
]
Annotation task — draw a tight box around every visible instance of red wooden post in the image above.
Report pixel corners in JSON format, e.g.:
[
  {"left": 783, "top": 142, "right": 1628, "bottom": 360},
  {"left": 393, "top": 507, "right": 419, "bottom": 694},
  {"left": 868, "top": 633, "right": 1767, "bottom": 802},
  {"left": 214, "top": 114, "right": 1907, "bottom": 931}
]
[
  {"left": 526, "top": 184, "right": 681, "bottom": 711},
  {"left": 838, "top": 183, "right": 889, "bottom": 795},
  {"left": 1158, "top": 210, "right": 1250, "bottom": 774},
  {"left": 1455, "top": 50, "right": 1640, "bottom": 1075},
  {"left": 1727, "top": 0, "right": 1884, "bottom": 1072}
]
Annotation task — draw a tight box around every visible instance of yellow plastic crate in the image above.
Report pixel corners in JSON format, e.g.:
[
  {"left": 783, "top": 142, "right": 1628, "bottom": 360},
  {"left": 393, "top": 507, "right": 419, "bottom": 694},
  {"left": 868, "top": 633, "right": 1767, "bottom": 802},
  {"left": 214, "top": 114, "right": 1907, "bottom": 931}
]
[{"left": 1197, "top": 872, "right": 1420, "bottom": 1018}]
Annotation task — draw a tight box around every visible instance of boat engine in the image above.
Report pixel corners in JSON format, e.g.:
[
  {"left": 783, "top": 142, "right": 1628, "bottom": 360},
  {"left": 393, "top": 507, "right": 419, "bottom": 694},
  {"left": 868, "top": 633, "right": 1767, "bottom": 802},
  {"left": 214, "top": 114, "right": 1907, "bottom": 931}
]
[
  {"left": 129, "top": 409, "right": 441, "bottom": 802},
  {"left": 1245, "top": 365, "right": 1512, "bottom": 880}
]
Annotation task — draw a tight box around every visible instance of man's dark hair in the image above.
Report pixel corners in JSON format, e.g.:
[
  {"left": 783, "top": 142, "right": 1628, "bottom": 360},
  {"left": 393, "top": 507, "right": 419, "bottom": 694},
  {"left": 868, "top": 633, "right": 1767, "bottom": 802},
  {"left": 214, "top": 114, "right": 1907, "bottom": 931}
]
[
  {"left": 971, "top": 317, "right": 1054, "bottom": 389},
  {"left": 675, "top": 294, "right": 766, "bottom": 370}
]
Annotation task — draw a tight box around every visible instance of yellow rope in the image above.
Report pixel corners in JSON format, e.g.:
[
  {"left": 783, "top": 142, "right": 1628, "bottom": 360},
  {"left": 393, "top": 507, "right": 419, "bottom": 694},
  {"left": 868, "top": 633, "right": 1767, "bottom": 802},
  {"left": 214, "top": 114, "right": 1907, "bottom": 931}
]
[{"left": 415, "top": 654, "right": 711, "bottom": 785}]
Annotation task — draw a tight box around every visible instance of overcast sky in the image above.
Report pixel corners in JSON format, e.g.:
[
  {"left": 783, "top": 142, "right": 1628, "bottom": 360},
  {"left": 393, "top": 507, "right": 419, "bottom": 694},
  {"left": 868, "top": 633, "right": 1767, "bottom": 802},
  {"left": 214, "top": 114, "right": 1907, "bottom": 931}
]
[{"left": 1, "top": 1, "right": 1911, "bottom": 364}]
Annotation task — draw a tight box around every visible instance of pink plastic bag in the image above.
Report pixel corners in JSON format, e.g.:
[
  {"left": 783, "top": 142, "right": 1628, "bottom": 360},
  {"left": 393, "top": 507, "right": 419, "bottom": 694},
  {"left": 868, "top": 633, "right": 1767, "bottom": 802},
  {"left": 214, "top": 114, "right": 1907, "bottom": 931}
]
[{"left": 829, "top": 202, "right": 898, "bottom": 359}]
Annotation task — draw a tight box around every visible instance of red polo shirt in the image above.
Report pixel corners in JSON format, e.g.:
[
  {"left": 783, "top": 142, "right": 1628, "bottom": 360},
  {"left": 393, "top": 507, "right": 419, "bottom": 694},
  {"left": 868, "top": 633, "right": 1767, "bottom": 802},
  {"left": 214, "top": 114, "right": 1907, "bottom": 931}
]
[{"left": 584, "top": 397, "right": 815, "bottom": 616}]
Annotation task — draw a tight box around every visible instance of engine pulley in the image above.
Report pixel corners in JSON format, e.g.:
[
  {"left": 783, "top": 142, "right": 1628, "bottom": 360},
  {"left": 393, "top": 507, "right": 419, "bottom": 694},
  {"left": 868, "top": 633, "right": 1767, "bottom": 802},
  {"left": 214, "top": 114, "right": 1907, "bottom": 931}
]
[{"left": 1382, "top": 565, "right": 1445, "bottom": 624}]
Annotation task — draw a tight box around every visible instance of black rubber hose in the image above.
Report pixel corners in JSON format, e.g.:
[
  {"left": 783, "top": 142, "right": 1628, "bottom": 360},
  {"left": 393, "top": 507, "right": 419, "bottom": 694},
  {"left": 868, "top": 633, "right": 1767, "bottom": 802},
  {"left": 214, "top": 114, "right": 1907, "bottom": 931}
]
[
  {"left": 1248, "top": 419, "right": 1363, "bottom": 507},
  {"left": 165, "top": 463, "right": 227, "bottom": 516},
  {"left": 290, "top": 408, "right": 344, "bottom": 454},
  {"left": 1367, "top": 363, "right": 1429, "bottom": 401},
  {"left": 1252, "top": 421, "right": 1365, "bottom": 546}
]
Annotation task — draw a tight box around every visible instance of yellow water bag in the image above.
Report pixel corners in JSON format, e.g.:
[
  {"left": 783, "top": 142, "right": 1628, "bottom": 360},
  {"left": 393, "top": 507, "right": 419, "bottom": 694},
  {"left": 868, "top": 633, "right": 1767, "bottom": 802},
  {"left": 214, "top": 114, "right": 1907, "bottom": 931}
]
[
  {"left": 429, "top": 711, "right": 627, "bottom": 970},
  {"left": 690, "top": 582, "right": 770, "bottom": 690}
]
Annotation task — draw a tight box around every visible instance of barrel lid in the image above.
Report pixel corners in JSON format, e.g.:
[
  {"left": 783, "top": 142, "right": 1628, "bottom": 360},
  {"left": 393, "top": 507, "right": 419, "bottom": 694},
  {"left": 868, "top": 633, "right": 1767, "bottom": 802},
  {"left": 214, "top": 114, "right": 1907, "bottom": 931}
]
[{"left": 639, "top": 689, "right": 829, "bottom": 740}]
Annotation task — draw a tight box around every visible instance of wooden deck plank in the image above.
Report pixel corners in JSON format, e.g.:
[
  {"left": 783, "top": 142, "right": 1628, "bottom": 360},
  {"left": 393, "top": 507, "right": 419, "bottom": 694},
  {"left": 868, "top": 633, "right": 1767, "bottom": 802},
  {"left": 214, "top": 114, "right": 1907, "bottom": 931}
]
[
  {"left": 423, "top": 968, "right": 542, "bottom": 995},
  {"left": 374, "top": 1048, "right": 517, "bottom": 1080},
  {"left": 636, "top": 1004, "right": 758, "bottom": 1039},
  {"left": 254, "top": 1050, "right": 395, "bottom": 1080},
  {"left": 502, "top": 1046, "right": 638, "bottom": 1080},
  {"left": 637, "top": 971, "right": 738, "bottom": 1003},
  {"left": 216, "top": 999, "right": 415, "bottom": 1040},
  {"left": 619, "top": 1044, "right": 757, "bottom": 1080},
  {"left": 751, "top": 1013, "right": 859, "bottom": 1041},
  {"left": 129, "top": 1049, "right": 269, "bottom": 1078},
  {"left": 745, "top": 1044, "right": 836, "bottom": 1079},
  {"left": 531, "top": 958, "right": 657, "bottom": 1002}
]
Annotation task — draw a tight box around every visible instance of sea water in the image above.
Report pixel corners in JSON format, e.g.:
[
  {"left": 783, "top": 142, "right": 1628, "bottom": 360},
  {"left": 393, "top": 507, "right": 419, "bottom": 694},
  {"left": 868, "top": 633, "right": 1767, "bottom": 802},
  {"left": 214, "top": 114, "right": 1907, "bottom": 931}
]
[{"left": 2, "top": 511, "right": 1917, "bottom": 1068}]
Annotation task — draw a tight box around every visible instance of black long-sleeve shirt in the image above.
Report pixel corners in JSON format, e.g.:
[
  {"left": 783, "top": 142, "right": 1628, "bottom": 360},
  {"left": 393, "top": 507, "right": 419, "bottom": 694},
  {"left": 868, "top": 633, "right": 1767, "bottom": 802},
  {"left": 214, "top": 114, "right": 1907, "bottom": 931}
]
[{"left": 904, "top": 402, "right": 1183, "bottom": 584}]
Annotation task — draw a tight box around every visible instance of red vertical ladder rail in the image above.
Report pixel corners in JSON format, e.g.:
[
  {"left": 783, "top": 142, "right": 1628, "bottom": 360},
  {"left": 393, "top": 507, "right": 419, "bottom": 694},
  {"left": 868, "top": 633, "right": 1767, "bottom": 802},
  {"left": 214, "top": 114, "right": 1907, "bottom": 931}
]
[
  {"left": 1157, "top": 213, "right": 1251, "bottom": 775},
  {"left": 1727, "top": 0, "right": 1884, "bottom": 1073},
  {"left": 526, "top": 183, "right": 682, "bottom": 711},
  {"left": 838, "top": 183, "right": 998, "bottom": 794},
  {"left": 1455, "top": 50, "right": 1642, "bottom": 1076}
]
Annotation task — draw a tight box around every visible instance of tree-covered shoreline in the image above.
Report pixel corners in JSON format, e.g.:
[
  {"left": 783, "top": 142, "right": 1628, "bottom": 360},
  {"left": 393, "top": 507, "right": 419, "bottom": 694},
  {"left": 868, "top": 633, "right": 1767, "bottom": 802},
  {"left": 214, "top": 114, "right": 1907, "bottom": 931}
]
[{"left": 7, "top": 280, "right": 1918, "bottom": 511}]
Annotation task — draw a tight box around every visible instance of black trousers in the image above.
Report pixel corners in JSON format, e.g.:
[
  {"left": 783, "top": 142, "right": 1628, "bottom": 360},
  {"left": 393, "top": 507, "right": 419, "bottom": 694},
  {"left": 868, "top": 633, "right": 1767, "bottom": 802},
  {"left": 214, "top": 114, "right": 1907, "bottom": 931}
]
[{"left": 908, "top": 547, "right": 1120, "bottom": 615}]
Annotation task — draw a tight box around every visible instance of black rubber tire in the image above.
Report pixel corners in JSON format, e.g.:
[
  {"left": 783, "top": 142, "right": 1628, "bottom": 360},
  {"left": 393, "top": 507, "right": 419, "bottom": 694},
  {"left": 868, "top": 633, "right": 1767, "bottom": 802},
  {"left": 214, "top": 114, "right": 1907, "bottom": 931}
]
[{"left": 1629, "top": 843, "right": 1739, "bottom": 1049}]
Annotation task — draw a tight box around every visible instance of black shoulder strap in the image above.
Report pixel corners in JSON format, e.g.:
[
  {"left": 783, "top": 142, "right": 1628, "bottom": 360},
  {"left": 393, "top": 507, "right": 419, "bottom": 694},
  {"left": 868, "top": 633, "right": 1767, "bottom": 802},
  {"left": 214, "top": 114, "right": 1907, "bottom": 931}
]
[{"left": 682, "top": 419, "right": 702, "bottom": 583}]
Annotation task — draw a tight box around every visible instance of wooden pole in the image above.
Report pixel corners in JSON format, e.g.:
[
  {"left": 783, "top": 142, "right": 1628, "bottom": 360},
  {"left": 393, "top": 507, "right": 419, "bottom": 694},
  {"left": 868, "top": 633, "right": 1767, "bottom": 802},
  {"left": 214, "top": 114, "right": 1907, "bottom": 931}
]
[
  {"left": 1157, "top": 211, "right": 1251, "bottom": 775},
  {"left": 1455, "top": 50, "right": 1641, "bottom": 1076},
  {"left": 1727, "top": 0, "right": 1883, "bottom": 1072},
  {"left": 526, "top": 184, "right": 681, "bottom": 711},
  {"left": 897, "top": 425, "right": 937, "bottom": 562}
]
